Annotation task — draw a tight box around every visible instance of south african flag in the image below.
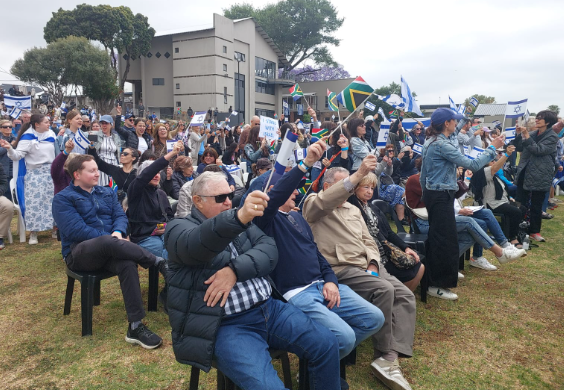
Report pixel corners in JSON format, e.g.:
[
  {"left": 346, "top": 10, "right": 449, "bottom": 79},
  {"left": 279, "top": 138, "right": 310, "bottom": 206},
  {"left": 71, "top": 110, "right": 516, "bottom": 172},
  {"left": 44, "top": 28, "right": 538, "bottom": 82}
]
[
  {"left": 310, "top": 128, "right": 329, "bottom": 143},
  {"left": 289, "top": 83, "right": 304, "bottom": 101},
  {"left": 298, "top": 179, "right": 312, "bottom": 195},
  {"left": 109, "top": 177, "right": 118, "bottom": 192},
  {"left": 336, "top": 76, "right": 374, "bottom": 112},
  {"left": 327, "top": 89, "right": 339, "bottom": 111}
]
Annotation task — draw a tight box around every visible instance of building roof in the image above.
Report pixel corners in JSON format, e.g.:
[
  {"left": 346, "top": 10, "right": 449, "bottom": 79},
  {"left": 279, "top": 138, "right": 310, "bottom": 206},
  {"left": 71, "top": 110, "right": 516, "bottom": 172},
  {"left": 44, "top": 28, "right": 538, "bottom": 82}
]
[
  {"left": 473, "top": 103, "right": 506, "bottom": 116},
  {"left": 155, "top": 22, "right": 214, "bottom": 37}
]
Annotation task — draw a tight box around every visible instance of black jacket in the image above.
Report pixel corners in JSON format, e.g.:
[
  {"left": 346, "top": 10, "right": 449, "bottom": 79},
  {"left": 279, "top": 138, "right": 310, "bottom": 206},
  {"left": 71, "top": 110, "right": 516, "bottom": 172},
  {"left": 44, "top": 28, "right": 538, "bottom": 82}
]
[
  {"left": 114, "top": 115, "right": 152, "bottom": 151},
  {"left": 0, "top": 163, "right": 7, "bottom": 197},
  {"left": 170, "top": 170, "right": 191, "bottom": 200},
  {"left": 513, "top": 128, "right": 558, "bottom": 192},
  {"left": 126, "top": 157, "right": 173, "bottom": 243},
  {"left": 164, "top": 207, "right": 278, "bottom": 371}
]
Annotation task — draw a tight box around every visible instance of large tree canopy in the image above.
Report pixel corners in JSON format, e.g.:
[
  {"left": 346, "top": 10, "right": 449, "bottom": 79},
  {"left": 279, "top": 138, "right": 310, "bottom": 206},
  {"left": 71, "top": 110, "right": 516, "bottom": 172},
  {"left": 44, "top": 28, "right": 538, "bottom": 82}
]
[
  {"left": 44, "top": 4, "right": 154, "bottom": 95},
  {"left": 11, "top": 36, "right": 118, "bottom": 110},
  {"left": 224, "top": 0, "right": 344, "bottom": 71}
]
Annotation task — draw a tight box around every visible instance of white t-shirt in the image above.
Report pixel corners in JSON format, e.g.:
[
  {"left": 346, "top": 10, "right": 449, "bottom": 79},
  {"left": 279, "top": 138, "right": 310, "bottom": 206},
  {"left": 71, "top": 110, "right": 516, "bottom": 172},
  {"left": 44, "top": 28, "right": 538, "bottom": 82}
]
[{"left": 138, "top": 136, "right": 148, "bottom": 153}]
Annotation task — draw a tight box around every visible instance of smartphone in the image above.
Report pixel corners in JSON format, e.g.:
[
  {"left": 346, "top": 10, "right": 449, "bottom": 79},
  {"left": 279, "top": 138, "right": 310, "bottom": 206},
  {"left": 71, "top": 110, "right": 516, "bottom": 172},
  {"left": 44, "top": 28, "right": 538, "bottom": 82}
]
[{"left": 88, "top": 134, "right": 99, "bottom": 143}]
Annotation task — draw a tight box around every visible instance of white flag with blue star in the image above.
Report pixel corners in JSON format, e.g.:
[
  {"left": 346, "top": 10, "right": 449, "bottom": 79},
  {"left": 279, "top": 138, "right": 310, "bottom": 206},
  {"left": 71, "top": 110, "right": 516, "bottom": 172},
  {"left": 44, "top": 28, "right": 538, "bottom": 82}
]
[
  {"left": 505, "top": 99, "right": 528, "bottom": 118},
  {"left": 401, "top": 76, "right": 423, "bottom": 116},
  {"left": 449, "top": 96, "right": 458, "bottom": 112},
  {"left": 4, "top": 95, "right": 31, "bottom": 110},
  {"left": 377, "top": 94, "right": 405, "bottom": 109},
  {"left": 365, "top": 101, "right": 376, "bottom": 111},
  {"left": 469, "top": 97, "right": 479, "bottom": 108}
]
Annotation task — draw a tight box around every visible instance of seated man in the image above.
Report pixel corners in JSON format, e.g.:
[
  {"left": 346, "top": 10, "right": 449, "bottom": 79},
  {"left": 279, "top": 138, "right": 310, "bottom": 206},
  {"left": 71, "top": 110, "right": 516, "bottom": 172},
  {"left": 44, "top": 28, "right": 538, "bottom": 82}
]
[
  {"left": 303, "top": 156, "right": 415, "bottom": 390},
  {"left": 164, "top": 172, "right": 341, "bottom": 390},
  {"left": 52, "top": 154, "right": 166, "bottom": 349},
  {"left": 253, "top": 140, "right": 384, "bottom": 365}
]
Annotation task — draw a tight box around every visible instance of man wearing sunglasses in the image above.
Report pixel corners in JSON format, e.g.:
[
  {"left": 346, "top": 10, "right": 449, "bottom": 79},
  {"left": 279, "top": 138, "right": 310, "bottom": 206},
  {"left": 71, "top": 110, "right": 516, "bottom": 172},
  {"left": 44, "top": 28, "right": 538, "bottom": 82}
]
[
  {"left": 164, "top": 172, "right": 342, "bottom": 389},
  {"left": 123, "top": 113, "right": 136, "bottom": 132}
]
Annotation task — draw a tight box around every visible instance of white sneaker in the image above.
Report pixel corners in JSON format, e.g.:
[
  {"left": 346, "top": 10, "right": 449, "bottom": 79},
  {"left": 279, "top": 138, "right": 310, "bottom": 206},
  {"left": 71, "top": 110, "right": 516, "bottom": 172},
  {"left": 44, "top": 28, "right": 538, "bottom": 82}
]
[
  {"left": 458, "top": 272, "right": 464, "bottom": 279},
  {"left": 497, "top": 246, "right": 527, "bottom": 264},
  {"left": 469, "top": 257, "right": 498, "bottom": 271},
  {"left": 427, "top": 287, "right": 458, "bottom": 300},
  {"left": 500, "top": 242, "right": 511, "bottom": 249},
  {"left": 29, "top": 232, "right": 38, "bottom": 245},
  {"left": 371, "top": 358, "right": 413, "bottom": 390},
  {"left": 52, "top": 228, "right": 58, "bottom": 239}
]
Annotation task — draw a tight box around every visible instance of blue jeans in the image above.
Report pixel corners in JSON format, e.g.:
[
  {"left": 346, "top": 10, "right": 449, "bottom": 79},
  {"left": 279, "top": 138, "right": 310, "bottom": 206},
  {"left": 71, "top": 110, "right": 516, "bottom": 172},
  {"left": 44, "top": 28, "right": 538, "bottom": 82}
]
[
  {"left": 137, "top": 235, "right": 168, "bottom": 259},
  {"left": 471, "top": 209, "right": 507, "bottom": 247},
  {"left": 455, "top": 216, "right": 494, "bottom": 258},
  {"left": 288, "top": 283, "right": 384, "bottom": 359},
  {"left": 214, "top": 297, "right": 340, "bottom": 390}
]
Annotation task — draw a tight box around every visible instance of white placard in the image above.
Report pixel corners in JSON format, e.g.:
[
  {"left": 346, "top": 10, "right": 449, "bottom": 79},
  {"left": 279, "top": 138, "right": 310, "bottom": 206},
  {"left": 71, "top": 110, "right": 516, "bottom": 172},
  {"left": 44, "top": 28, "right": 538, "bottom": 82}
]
[
  {"left": 259, "top": 116, "right": 278, "bottom": 140},
  {"left": 190, "top": 111, "right": 207, "bottom": 127}
]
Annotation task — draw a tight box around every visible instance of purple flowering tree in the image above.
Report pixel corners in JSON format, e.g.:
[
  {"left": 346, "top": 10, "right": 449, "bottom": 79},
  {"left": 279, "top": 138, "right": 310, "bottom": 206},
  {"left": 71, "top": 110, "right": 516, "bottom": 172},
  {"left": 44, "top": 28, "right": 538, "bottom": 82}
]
[{"left": 280, "top": 65, "right": 350, "bottom": 82}]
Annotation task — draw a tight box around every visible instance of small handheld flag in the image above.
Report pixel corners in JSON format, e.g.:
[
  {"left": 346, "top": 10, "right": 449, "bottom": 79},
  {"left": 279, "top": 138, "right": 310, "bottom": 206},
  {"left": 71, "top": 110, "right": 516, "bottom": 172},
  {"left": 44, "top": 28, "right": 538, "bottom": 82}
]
[
  {"left": 401, "top": 76, "right": 423, "bottom": 116},
  {"left": 289, "top": 84, "right": 304, "bottom": 101},
  {"left": 505, "top": 99, "right": 528, "bottom": 118},
  {"left": 365, "top": 101, "right": 376, "bottom": 111},
  {"left": 327, "top": 89, "right": 339, "bottom": 111},
  {"left": 336, "top": 76, "right": 374, "bottom": 112},
  {"left": 109, "top": 177, "right": 118, "bottom": 192},
  {"left": 469, "top": 97, "right": 479, "bottom": 108},
  {"left": 310, "top": 127, "right": 328, "bottom": 143}
]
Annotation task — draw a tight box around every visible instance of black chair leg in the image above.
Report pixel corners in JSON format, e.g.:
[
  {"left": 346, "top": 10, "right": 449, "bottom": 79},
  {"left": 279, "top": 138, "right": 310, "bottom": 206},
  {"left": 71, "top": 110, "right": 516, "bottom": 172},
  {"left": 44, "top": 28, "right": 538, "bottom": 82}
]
[
  {"left": 64, "top": 276, "right": 75, "bottom": 315},
  {"left": 148, "top": 265, "right": 159, "bottom": 312},
  {"left": 279, "top": 352, "right": 293, "bottom": 389},
  {"left": 216, "top": 370, "right": 226, "bottom": 390},
  {"left": 81, "top": 276, "right": 96, "bottom": 336},
  {"left": 420, "top": 267, "right": 428, "bottom": 303},
  {"left": 94, "top": 279, "right": 101, "bottom": 306},
  {"left": 459, "top": 254, "right": 465, "bottom": 271},
  {"left": 298, "top": 358, "right": 309, "bottom": 390},
  {"left": 188, "top": 366, "right": 200, "bottom": 390}
]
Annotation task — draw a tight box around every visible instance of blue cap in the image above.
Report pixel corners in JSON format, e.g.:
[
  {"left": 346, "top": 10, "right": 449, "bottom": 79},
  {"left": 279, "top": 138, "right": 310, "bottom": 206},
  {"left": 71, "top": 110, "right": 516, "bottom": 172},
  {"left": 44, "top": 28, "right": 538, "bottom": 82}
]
[
  {"left": 125, "top": 113, "right": 136, "bottom": 119},
  {"left": 431, "top": 108, "right": 465, "bottom": 125},
  {"left": 99, "top": 115, "right": 114, "bottom": 124}
]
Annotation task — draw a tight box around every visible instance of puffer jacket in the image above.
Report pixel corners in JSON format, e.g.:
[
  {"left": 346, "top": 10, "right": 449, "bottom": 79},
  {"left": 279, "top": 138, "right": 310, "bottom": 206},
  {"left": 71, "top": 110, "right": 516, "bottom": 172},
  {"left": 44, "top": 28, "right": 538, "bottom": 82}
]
[
  {"left": 164, "top": 207, "right": 278, "bottom": 372},
  {"left": 114, "top": 115, "right": 152, "bottom": 151},
  {"left": 513, "top": 128, "right": 559, "bottom": 191},
  {"left": 52, "top": 182, "right": 128, "bottom": 259}
]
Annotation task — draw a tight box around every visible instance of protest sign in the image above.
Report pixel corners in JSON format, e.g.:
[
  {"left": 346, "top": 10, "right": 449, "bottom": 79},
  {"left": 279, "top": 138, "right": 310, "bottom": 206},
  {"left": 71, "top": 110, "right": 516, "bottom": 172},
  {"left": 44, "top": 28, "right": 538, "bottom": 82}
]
[{"left": 259, "top": 116, "right": 278, "bottom": 140}]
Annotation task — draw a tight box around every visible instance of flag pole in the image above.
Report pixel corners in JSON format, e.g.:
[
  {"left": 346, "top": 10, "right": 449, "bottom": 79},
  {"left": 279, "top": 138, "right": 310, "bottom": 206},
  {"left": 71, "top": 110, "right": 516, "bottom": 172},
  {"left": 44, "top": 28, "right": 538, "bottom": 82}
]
[{"left": 327, "top": 91, "right": 376, "bottom": 139}]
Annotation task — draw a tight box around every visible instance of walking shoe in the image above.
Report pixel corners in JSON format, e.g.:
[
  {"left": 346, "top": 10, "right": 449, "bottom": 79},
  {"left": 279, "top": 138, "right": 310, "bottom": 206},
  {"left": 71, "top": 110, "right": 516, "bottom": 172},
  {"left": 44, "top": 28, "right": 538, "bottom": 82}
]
[
  {"left": 125, "top": 323, "right": 162, "bottom": 349},
  {"left": 29, "top": 232, "right": 38, "bottom": 245},
  {"left": 541, "top": 212, "right": 554, "bottom": 219},
  {"left": 458, "top": 272, "right": 464, "bottom": 279},
  {"left": 469, "top": 257, "right": 498, "bottom": 271},
  {"left": 371, "top": 357, "right": 413, "bottom": 390},
  {"left": 52, "top": 228, "right": 58, "bottom": 239},
  {"left": 549, "top": 197, "right": 563, "bottom": 203},
  {"left": 427, "top": 287, "right": 458, "bottom": 300},
  {"left": 497, "top": 246, "right": 527, "bottom": 264},
  {"left": 0, "top": 238, "right": 4, "bottom": 250},
  {"left": 530, "top": 233, "right": 546, "bottom": 242}
]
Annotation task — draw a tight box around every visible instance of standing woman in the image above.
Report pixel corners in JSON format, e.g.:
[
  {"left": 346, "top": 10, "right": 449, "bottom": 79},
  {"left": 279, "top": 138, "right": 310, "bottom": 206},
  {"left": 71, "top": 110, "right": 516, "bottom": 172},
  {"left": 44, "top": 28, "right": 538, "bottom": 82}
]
[
  {"left": 115, "top": 106, "right": 152, "bottom": 152},
  {"left": 189, "top": 126, "right": 208, "bottom": 163},
  {"left": 95, "top": 115, "right": 123, "bottom": 186},
  {"left": 420, "top": 108, "right": 503, "bottom": 300},
  {"left": 513, "top": 110, "right": 559, "bottom": 242},
  {"left": 244, "top": 126, "right": 270, "bottom": 164},
  {"left": 0, "top": 114, "right": 57, "bottom": 244}
]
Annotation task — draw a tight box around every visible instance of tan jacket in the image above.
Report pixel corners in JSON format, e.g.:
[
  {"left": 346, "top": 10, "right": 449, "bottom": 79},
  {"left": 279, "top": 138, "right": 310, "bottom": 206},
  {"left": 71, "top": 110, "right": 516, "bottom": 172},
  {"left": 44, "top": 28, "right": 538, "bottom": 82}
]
[{"left": 303, "top": 179, "right": 381, "bottom": 274}]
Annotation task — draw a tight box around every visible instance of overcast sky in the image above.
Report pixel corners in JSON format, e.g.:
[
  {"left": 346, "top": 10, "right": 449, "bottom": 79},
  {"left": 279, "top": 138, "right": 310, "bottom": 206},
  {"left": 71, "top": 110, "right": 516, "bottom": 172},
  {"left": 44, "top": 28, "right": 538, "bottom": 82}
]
[{"left": 2, "top": 0, "right": 562, "bottom": 113}]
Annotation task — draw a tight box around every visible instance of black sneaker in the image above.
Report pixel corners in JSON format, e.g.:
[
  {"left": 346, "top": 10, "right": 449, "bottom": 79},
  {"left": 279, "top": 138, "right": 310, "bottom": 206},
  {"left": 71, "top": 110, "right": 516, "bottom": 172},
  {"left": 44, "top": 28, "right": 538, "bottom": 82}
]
[{"left": 125, "top": 323, "right": 162, "bottom": 349}]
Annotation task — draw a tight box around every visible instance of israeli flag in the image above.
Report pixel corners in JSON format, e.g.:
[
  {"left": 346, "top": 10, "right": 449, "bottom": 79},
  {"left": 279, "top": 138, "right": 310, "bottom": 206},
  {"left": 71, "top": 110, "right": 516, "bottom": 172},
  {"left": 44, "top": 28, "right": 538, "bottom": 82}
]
[
  {"left": 505, "top": 99, "right": 528, "bottom": 118},
  {"left": 467, "top": 146, "right": 486, "bottom": 160},
  {"left": 401, "top": 76, "right": 423, "bottom": 116},
  {"left": 9, "top": 107, "right": 22, "bottom": 119},
  {"left": 378, "top": 107, "right": 390, "bottom": 123},
  {"left": 4, "top": 95, "right": 32, "bottom": 110},
  {"left": 365, "top": 101, "right": 376, "bottom": 111},
  {"left": 401, "top": 118, "right": 431, "bottom": 130},
  {"left": 412, "top": 143, "right": 423, "bottom": 155},
  {"left": 505, "top": 127, "right": 516, "bottom": 144},
  {"left": 376, "top": 123, "right": 390, "bottom": 148},
  {"left": 282, "top": 101, "right": 288, "bottom": 109},
  {"left": 294, "top": 148, "right": 307, "bottom": 162},
  {"left": 377, "top": 94, "right": 405, "bottom": 109},
  {"left": 492, "top": 120, "right": 501, "bottom": 127},
  {"left": 469, "top": 97, "right": 479, "bottom": 108},
  {"left": 458, "top": 105, "right": 466, "bottom": 116},
  {"left": 449, "top": 96, "right": 458, "bottom": 112},
  {"left": 230, "top": 110, "right": 238, "bottom": 116}
]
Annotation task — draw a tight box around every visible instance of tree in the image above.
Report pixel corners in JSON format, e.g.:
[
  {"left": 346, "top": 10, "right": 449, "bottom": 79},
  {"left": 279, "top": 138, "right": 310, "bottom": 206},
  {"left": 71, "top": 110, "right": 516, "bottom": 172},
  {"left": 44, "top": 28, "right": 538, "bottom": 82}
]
[
  {"left": 44, "top": 4, "right": 154, "bottom": 97},
  {"left": 11, "top": 36, "right": 118, "bottom": 110},
  {"left": 547, "top": 105, "right": 560, "bottom": 115},
  {"left": 362, "top": 82, "right": 419, "bottom": 120},
  {"left": 463, "top": 94, "right": 496, "bottom": 115},
  {"left": 224, "top": 0, "right": 344, "bottom": 70},
  {"left": 284, "top": 65, "right": 350, "bottom": 82}
]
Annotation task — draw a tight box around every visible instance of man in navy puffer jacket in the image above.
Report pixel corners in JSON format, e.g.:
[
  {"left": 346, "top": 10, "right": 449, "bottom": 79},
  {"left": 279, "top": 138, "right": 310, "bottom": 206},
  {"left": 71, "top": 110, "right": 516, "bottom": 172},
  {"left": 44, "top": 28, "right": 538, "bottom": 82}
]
[{"left": 52, "top": 154, "right": 166, "bottom": 349}]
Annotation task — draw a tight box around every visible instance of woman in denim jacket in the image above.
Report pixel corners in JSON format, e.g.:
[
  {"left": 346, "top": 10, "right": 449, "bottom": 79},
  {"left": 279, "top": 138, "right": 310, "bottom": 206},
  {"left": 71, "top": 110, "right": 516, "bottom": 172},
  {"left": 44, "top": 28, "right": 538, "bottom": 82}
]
[{"left": 420, "top": 108, "right": 503, "bottom": 300}]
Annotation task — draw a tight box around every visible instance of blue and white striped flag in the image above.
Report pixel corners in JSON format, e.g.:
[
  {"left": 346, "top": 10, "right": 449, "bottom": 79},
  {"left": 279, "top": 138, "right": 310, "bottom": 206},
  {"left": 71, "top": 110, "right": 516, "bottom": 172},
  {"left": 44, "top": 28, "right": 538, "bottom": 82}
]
[
  {"left": 467, "top": 146, "right": 486, "bottom": 160},
  {"left": 263, "top": 131, "right": 299, "bottom": 191},
  {"left": 377, "top": 94, "right": 405, "bottom": 109},
  {"left": 412, "top": 143, "right": 423, "bottom": 155},
  {"left": 401, "top": 76, "right": 423, "bottom": 116},
  {"left": 376, "top": 123, "right": 391, "bottom": 148},
  {"left": 282, "top": 101, "right": 288, "bottom": 109},
  {"left": 505, "top": 127, "right": 516, "bottom": 144},
  {"left": 365, "top": 101, "right": 376, "bottom": 111},
  {"left": 378, "top": 107, "right": 389, "bottom": 123},
  {"left": 469, "top": 97, "right": 479, "bottom": 108},
  {"left": 4, "top": 95, "right": 32, "bottom": 110},
  {"left": 458, "top": 105, "right": 466, "bottom": 116},
  {"left": 449, "top": 96, "right": 458, "bottom": 112},
  {"left": 505, "top": 99, "right": 528, "bottom": 118},
  {"left": 9, "top": 107, "right": 22, "bottom": 119}
]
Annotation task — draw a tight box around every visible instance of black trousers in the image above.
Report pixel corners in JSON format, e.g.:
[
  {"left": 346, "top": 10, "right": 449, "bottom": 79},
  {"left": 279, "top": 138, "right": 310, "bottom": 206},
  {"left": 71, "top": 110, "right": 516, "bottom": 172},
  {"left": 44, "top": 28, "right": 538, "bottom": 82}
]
[
  {"left": 490, "top": 203, "right": 525, "bottom": 240},
  {"left": 422, "top": 189, "right": 458, "bottom": 289},
  {"left": 66, "top": 235, "right": 156, "bottom": 323},
  {"left": 515, "top": 171, "right": 546, "bottom": 235}
]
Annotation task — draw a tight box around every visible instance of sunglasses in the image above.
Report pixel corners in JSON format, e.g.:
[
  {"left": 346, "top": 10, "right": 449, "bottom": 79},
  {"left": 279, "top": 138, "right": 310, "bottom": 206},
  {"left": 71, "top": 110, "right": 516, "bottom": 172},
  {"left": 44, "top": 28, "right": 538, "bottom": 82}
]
[
  {"left": 200, "top": 191, "right": 235, "bottom": 203},
  {"left": 121, "top": 152, "right": 131, "bottom": 156},
  {"left": 0, "top": 125, "right": 11, "bottom": 129}
]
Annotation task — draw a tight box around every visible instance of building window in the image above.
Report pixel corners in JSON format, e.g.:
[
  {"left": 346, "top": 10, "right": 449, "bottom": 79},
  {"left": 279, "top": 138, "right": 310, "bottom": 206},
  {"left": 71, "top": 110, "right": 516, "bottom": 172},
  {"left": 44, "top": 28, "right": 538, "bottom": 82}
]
[
  {"left": 223, "top": 45, "right": 227, "bottom": 54},
  {"left": 152, "top": 78, "right": 165, "bottom": 86},
  {"left": 176, "top": 83, "right": 180, "bottom": 89},
  {"left": 255, "top": 57, "right": 276, "bottom": 79},
  {"left": 176, "top": 101, "right": 181, "bottom": 107},
  {"left": 223, "top": 64, "right": 227, "bottom": 72},
  {"left": 255, "top": 80, "right": 275, "bottom": 95},
  {"left": 175, "top": 47, "right": 179, "bottom": 53},
  {"left": 255, "top": 109, "right": 275, "bottom": 118},
  {"left": 224, "top": 87, "right": 228, "bottom": 104},
  {"left": 234, "top": 73, "right": 245, "bottom": 119}
]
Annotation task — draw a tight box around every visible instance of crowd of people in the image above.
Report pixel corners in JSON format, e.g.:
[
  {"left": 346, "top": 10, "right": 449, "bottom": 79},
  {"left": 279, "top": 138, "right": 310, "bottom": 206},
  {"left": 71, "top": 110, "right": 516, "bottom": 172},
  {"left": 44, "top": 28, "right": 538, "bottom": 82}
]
[{"left": 0, "top": 102, "right": 563, "bottom": 390}]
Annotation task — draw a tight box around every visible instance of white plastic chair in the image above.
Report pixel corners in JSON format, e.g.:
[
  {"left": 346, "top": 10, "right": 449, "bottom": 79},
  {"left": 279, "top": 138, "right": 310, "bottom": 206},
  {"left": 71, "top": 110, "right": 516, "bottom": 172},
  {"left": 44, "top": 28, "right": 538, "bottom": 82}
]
[{"left": 9, "top": 178, "right": 26, "bottom": 243}]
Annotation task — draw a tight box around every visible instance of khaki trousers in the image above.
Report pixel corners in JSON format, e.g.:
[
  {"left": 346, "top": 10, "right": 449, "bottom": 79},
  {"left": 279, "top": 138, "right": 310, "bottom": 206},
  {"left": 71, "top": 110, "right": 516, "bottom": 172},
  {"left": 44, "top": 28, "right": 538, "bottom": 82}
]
[{"left": 0, "top": 196, "right": 14, "bottom": 239}]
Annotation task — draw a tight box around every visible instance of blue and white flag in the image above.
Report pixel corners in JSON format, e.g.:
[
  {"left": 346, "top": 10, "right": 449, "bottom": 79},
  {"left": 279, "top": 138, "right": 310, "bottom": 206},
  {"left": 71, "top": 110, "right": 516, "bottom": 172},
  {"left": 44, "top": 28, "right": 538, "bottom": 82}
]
[
  {"left": 263, "top": 131, "right": 299, "bottom": 191},
  {"left": 4, "top": 95, "right": 32, "bottom": 110},
  {"left": 297, "top": 104, "right": 303, "bottom": 115},
  {"left": 492, "top": 120, "right": 501, "bottom": 127},
  {"left": 378, "top": 107, "right": 390, "bottom": 123},
  {"left": 190, "top": 111, "right": 207, "bottom": 126},
  {"left": 282, "top": 101, "right": 288, "bottom": 109},
  {"left": 466, "top": 146, "right": 486, "bottom": 160},
  {"left": 458, "top": 105, "right": 466, "bottom": 116},
  {"left": 401, "top": 76, "right": 423, "bottom": 116},
  {"left": 449, "top": 96, "right": 458, "bottom": 112},
  {"left": 365, "top": 101, "right": 376, "bottom": 111},
  {"left": 9, "top": 107, "right": 22, "bottom": 119},
  {"left": 505, "top": 127, "right": 516, "bottom": 144},
  {"left": 376, "top": 123, "right": 391, "bottom": 148},
  {"left": 505, "top": 99, "right": 528, "bottom": 118},
  {"left": 469, "top": 97, "right": 479, "bottom": 108},
  {"left": 230, "top": 110, "right": 238, "bottom": 116},
  {"left": 412, "top": 143, "right": 423, "bottom": 155},
  {"left": 294, "top": 148, "right": 307, "bottom": 162},
  {"left": 377, "top": 94, "right": 405, "bottom": 109},
  {"left": 401, "top": 118, "right": 431, "bottom": 130}
]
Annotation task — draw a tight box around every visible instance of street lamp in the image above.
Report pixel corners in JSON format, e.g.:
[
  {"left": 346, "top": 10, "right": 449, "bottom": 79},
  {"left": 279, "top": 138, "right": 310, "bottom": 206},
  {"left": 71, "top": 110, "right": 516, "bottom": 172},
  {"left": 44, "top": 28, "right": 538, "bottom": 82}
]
[{"left": 234, "top": 52, "right": 246, "bottom": 123}]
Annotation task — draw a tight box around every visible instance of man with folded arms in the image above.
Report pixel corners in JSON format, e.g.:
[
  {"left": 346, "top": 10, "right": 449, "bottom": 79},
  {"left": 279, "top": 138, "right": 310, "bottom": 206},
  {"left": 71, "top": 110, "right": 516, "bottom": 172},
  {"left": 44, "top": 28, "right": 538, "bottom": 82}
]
[{"left": 303, "top": 156, "right": 417, "bottom": 390}]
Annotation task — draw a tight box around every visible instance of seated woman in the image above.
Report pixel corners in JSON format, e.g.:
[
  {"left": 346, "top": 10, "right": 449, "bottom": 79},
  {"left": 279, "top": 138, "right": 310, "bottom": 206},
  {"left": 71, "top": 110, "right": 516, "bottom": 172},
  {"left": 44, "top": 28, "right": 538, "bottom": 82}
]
[
  {"left": 349, "top": 172, "right": 424, "bottom": 292},
  {"left": 169, "top": 155, "right": 194, "bottom": 200},
  {"left": 378, "top": 145, "right": 407, "bottom": 223},
  {"left": 470, "top": 145, "right": 525, "bottom": 248},
  {"left": 249, "top": 158, "right": 272, "bottom": 187},
  {"left": 196, "top": 147, "right": 236, "bottom": 190},
  {"left": 222, "top": 142, "right": 239, "bottom": 166},
  {"left": 88, "top": 146, "right": 138, "bottom": 202},
  {"left": 126, "top": 141, "right": 184, "bottom": 258}
]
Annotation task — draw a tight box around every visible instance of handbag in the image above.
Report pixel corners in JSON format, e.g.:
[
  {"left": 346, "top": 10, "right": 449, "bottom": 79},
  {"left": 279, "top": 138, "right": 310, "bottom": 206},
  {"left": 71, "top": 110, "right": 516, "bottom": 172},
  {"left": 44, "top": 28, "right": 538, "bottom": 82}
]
[{"left": 381, "top": 240, "right": 417, "bottom": 270}]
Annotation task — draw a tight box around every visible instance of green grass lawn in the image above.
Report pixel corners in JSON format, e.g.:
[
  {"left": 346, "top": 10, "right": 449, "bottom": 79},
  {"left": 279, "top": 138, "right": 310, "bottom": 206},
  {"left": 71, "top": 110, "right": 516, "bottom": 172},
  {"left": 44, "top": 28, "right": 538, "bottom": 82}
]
[{"left": 1, "top": 199, "right": 563, "bottom": 390}]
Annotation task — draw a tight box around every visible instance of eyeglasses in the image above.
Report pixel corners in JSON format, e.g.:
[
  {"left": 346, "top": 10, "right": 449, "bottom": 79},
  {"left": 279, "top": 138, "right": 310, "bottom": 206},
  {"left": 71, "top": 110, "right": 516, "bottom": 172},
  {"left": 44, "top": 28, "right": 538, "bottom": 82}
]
[
  {"left": 358, "top": 124, "right": 366, "bottom": 128},
  {"left": 200, "top": 191, "right": 235, "bottom": 203},
  {"left": 0, "top": 125, "right": 11, "bottom": 129},
  {"left": 121, "top": 152, "right": 130, "bottom": 156},
  {"left": 414, "top": 127, "right": 421, "bottom": 130}
]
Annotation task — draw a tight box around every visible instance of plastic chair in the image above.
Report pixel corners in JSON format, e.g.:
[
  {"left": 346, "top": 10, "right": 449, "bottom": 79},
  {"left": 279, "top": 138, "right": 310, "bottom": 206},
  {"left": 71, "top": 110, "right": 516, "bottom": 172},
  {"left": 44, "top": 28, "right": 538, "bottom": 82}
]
[{"left": 9, "top": 178, "right": 26, "bottom": 242}]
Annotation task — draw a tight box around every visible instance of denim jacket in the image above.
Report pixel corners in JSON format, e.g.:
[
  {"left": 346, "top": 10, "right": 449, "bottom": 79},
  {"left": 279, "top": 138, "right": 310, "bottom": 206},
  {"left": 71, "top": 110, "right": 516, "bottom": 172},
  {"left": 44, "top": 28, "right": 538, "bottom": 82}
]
[{"left": 420, "top": 133, "right": 495, "bottom": 191}]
